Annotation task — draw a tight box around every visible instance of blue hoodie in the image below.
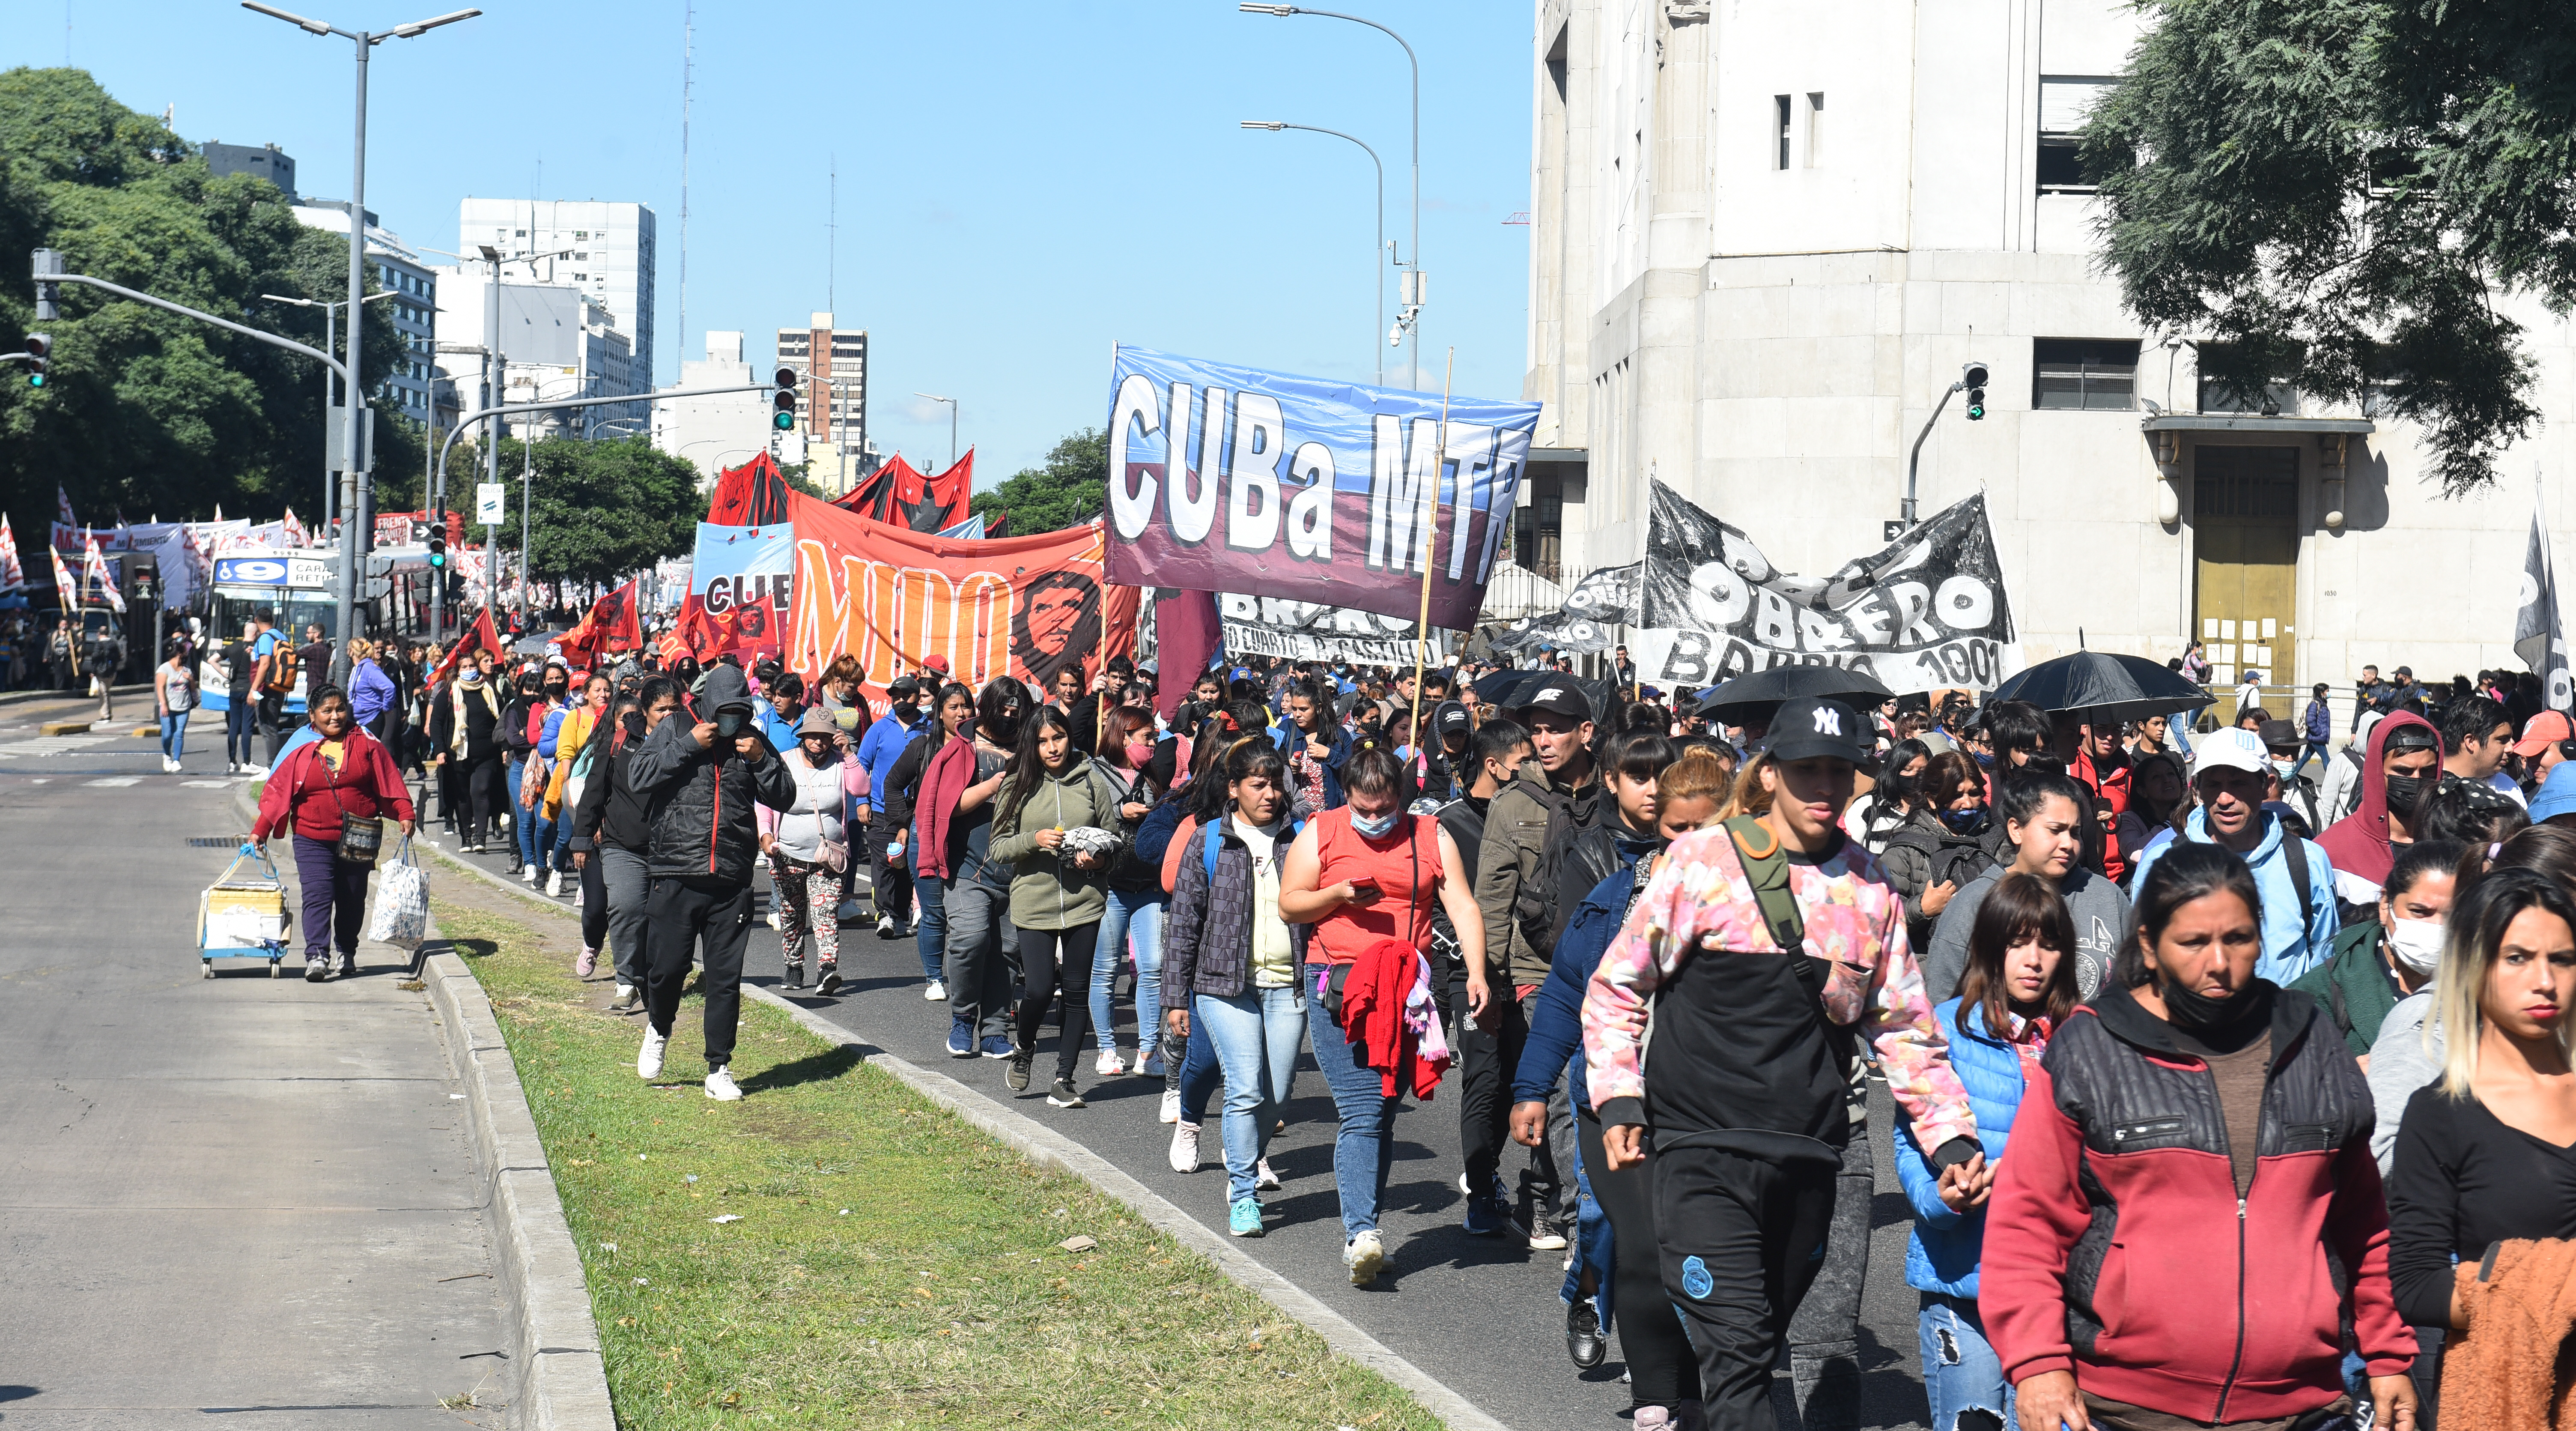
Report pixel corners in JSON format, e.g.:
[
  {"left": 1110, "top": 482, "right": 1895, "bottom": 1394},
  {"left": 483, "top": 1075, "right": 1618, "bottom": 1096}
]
[
  {"left": 1895, "top": 997, "right": 2037, "bottom": 1300},
  {"left": 856, "top": 706, "right": 919, "bottom": 813},
  {"left": 2125, "top": 807, "right": 2339, "bottom": 984}
]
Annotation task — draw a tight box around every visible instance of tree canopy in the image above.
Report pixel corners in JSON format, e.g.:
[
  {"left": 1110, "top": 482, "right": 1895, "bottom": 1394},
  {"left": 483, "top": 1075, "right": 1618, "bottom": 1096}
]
[
  {"left": 2084, "top": 0, "right": 2576, "bottom": 495},
  {"left": 0, "top": 67, "right": 416, "bottom": 529},
  {"left": 972, "top": 427, "right": 1105, "bottom": 535},
  {"left": 474, "top": 435, "right": 703, "bottom": 587}
]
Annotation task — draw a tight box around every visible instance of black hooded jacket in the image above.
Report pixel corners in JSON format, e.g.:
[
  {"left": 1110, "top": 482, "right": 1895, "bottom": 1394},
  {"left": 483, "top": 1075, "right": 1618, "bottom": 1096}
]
[{"left": 628, "top": 663, "right": 795, "bottom": 884}]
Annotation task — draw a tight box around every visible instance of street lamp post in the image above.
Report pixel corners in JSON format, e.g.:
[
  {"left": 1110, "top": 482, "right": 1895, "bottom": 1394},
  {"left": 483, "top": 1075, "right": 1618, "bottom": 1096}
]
[
  {"left": 242, "top": 0, "right": 479, "bottom": 688},
  {"left": 1241, "top": 4, "right": 1418, "bottom": 388},
  {"left": 260, "top": 288, "right": 396, "bottom": 530},
  {"left": 1242, "top": 121, "right": 1384, "bottom": 385},
  {"left": 914, "top": 393, "right": 957, "bottom": 469}
]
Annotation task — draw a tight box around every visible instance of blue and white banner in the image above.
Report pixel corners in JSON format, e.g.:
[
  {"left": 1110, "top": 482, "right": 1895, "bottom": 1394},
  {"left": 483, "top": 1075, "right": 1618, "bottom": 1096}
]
[{"left": 1104, "top": 345, "right": 1540, "bottom": 629}]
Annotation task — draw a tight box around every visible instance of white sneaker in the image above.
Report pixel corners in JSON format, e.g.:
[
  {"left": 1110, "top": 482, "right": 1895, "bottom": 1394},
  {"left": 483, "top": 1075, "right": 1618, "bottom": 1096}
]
[
  {"left": 1159, "top": 1088, "right": 1181, "bottom": 1125},
  {"left": 546, "top": 870, "right": 564, "bottom": 896},
  {"left": 1095, "top": 1049, "right": 1127, "bottom": 1077},
  {"left": 522, "top": 865, "right": 539, "bottom": 884},
  {"left": 637, "top": 1028, "right": 667, "bottom": 1080},
  {"left": 1168, "top": 1120, "right": 1201, "bottom": 1174},
  {"left": 837, "top": 899, "right": 863, "bottom": 921},
  {"left": 1256, "top": 1158, "right": 1280, "bottom": 1191},
  {"left": 767, "top": 905, "right": 786, "bottom": 931},
  {"left": 923, "top": 980, "right": 946, "bottom": 1001},
  {"left": 704, "top": 1067, "right": 741, "bottom": 1101},
  {"left": 1344, "top": 1229, "right": 1387, "bottom": 1285}
]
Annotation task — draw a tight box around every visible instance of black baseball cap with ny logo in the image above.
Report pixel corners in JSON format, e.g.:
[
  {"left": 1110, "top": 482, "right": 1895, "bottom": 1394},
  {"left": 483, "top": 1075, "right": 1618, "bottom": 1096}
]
[{"left": 1765, "top": 695, "right": 1874, "bottom": 764}]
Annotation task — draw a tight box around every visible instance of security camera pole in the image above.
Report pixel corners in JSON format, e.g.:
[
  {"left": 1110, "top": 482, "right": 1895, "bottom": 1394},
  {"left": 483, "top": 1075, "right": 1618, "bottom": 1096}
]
[{"left": 1904, "top": 359, "right": 1989, "bottom": 531}]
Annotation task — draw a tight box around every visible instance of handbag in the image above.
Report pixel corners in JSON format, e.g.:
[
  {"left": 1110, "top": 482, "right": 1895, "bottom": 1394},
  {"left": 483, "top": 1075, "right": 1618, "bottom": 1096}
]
[
  {"left": 814, "top": 835, "right": 849, "bottom": 874},
  {"left": 321, "top": 747, "right": 385, "bottom": 865}
]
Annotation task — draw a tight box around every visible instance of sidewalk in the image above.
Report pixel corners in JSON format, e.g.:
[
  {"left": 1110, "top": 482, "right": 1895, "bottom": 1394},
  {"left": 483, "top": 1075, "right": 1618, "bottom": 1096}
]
[{"left": 0, "top": 775, "right": 513, "bottom": 1428}]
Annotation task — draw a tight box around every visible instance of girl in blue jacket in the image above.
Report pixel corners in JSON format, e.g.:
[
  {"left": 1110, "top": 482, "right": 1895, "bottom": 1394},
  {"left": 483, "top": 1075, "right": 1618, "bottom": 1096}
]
[{"left": 1895, "top": 869, "right": 2081, "bottom": 1431}]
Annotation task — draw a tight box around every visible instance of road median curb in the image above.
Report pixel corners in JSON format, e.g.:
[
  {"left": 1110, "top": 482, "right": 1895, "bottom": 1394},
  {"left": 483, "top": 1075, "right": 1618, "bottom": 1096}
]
[{"left": 418, "top": 835, "right": 1510, "bottom": 1431}]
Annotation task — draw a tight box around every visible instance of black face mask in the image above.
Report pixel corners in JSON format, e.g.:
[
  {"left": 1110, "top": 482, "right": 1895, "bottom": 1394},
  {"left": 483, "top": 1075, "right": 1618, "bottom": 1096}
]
[
  {"left": 2158, "top": 971, "right": 2263, "bottom": 1035},
  {"left": 621, "top": 711, "right": 647, "bottom": 739},
  {"left": 2382, "top": 772, "right": 2429, "bottom": 817}
]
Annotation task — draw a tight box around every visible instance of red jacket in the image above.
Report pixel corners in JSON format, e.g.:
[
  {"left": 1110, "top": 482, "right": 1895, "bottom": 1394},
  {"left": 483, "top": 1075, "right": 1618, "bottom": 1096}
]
[
  {"left": 1979, "top": 982, "right": 2412, "bottom": 1423},
  {"left": 1338, "top": 936, "right": 1444, "bottom": 1099},
  {"left": 253, "top": 727, "right": 417, "bottom": 845},
  {"left": 2069, "top": 747, "right": 2133, "bottom": 883}
]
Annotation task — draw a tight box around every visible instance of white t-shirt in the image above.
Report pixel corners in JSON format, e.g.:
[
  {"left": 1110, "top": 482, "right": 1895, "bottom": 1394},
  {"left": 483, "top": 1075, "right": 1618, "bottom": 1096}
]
[{"left": 1237, "top": 822, "right": 1295, "bottom": 987}]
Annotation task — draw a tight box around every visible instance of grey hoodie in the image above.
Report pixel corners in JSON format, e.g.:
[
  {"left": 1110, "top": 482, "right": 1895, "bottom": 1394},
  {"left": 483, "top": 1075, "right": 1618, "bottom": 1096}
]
[{"left": 1921, "top": 862, "right": 2131, "bottom": 1004}]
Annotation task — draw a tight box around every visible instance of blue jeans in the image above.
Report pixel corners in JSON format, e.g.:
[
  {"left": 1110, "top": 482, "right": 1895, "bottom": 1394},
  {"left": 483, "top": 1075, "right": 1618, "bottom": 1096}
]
[
  {"left": 2293, "top": 738, "right": 2331, "bottom": 783},
  {"left": 226, "top": 698, "right": 257, "bottom": 765},
  {"left": 160, "top": 710, "right": 191, "bottom": 762},
  {"left": 1561, "top": 1123, "right": 1614, "bottom": 1333},
  {"left": 912, "top": 846, "right": 947, "bottom": 983},
  {"left": 1197, "top": 984, "right": 1305, "bottom": 1203},
  {"left": 1306, "top": 978, "right": 1399, "bottom": 1239},
  {"left": 1091, "top": 888, "right": 1167, "bottom": 1053},
  {"left": 506, "top": 759, "right": 546, "bottom": 866},
  {"left": 1919, "top": 1295, "right": 2016, "bottom": 1431}
]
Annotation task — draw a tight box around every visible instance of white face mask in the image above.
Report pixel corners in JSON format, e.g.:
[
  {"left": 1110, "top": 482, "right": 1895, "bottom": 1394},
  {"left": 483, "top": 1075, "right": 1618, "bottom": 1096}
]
[{"left": 2387, "top": 917, "right": 2446, "bottom": 975}]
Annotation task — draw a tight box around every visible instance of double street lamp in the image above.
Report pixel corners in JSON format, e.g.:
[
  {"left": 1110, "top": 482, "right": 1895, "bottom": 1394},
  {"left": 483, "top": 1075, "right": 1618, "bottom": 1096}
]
[
  {"left": 1240, "top": 3, "right": 1420, "bottom": 388},
  {"left": 241, "top": 0, "right": 480, "bottom": 687},
  {"left": 1241, "top": 122, "right": 1384, "bottom": 386}
]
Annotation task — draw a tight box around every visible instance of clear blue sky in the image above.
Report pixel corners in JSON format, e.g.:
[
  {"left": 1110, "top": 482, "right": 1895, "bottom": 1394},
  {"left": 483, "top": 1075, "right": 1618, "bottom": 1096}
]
[{"left": 7, "top": 1, "right": 1537, "bottom": 484}]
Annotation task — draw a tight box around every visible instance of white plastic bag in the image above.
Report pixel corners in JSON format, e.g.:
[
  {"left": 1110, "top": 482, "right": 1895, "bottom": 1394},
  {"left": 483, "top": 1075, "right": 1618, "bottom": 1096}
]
[{"left": 368, "top": 839, "right": 429, "bottom": 947}]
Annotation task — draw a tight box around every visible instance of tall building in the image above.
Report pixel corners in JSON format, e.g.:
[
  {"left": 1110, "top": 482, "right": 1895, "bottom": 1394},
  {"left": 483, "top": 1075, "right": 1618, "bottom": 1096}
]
[
  {"left": 775, "top": 314, "right": 871, "bottom": 496},
  {"left": 457, "top": 198, "right": 657, "bottom": 383},
  {"left": 292, "top": 200, "right": 439, "bottom": 423},
  {"left": 1521, "top": 0, "right": 2576, "bottom": 688},
  {"left": 652, "top": 331, "right": 771, "bottom": 489},
  {"left": 429, "top": 269, "right": 638, "bottom": 439},
  {"left": 203, "top": 141, "right": 295, "bottom": 200}
]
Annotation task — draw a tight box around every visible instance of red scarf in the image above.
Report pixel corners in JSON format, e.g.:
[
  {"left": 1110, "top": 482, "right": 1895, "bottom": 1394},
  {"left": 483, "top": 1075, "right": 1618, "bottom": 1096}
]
[{"left": 914, "top": 736, "right": 976, "bottom": 881}]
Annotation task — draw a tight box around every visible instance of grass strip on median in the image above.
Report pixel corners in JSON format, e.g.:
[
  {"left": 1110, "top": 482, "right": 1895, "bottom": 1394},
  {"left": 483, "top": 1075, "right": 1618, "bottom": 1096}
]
[{"left": 431, "top": 899, "right": 1442, "bottom": 1431}]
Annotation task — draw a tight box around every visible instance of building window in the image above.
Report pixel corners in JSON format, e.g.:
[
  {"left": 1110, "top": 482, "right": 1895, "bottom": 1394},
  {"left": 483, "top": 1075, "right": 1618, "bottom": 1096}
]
[
  {"left": 2037, "top": 76, "right": 2114, "bottom": 193},
  {"left": 1806, "top": 93, "right": 1825, "bottom": 167},
  {"left": 1773, "top": 95, "right": 1792, "bottom": 170},
  {"left": 2033, "top": 338, "right": 2140, "bottom": 410},
  {"left": 2196, "top": 343, "right": 2302, "bottom": 415}
]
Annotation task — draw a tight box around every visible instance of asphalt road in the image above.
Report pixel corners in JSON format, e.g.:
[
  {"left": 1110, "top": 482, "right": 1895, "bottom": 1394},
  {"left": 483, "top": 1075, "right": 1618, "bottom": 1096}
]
[
  {"left": 0, "top": 693, "right": 510, "bottom": 1429},
  {"left": 429, "top": 796, "right": 1940, "bottom": 1431}
]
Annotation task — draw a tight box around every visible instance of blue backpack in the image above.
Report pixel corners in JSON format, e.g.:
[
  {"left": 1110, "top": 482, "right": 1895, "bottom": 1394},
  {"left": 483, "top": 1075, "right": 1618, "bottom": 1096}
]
[{"left": 1203, "top": 815, "right": 1304, "bottom": 885}]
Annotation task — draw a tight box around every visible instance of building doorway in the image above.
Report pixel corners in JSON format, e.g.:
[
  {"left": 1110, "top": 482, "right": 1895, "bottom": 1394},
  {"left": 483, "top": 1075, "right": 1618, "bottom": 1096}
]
[{"left": 2194, "top": 445, "right": 2301, "bottom": 697}]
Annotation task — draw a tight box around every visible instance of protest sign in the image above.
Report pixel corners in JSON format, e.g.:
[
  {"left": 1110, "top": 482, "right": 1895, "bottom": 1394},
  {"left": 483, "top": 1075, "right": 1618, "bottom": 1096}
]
[
  {"left": 1627, "top": 483, "right": 2018, "bottom": 694},
  {"left": 1218, "top": 595, "right": 1449, "bottom": 667},
  {"left": 1104, "top": 346, "right": 1539, "bottom": 628},
  {"left": 783, "top": 494, "right": 1137, "bottom": 703},
  {"left": 675, "top": 522, "right": 797, "bottom": 664}
]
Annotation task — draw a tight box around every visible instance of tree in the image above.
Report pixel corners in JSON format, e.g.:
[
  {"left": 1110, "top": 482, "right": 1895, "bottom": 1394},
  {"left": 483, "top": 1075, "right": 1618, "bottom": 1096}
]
[
  {"left": 480, "top": 435, "right": 703, "bottom": 587},
  {"left": 2083, "top": 0, "right": 2576, "bottom": 495},
  {"left": 0, "top": 68, "right": 414, "bottom": 529},
  {"left": 972, "top": 427, "right": 1105, "bottom": 534}
]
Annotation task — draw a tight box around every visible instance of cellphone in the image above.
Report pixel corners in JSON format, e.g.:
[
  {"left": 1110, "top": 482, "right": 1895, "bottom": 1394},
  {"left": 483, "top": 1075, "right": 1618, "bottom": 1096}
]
[{"left": 1346, "top": 876, "right": 1379, "bottom": 895}]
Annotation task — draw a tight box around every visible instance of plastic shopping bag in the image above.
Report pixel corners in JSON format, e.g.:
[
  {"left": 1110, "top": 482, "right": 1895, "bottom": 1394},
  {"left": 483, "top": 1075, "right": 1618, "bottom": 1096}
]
[{"left": 368, "top": 838, "right": 429, "bottom": 947}]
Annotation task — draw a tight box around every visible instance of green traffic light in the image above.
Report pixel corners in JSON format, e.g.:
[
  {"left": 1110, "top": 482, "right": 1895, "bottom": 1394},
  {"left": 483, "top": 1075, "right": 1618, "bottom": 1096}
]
[
  {"left": 774, "top": 411, "right": 795, "bottom": 431},
  {"left": 27, "top": 372, "right": 43, "bottom": 388}
]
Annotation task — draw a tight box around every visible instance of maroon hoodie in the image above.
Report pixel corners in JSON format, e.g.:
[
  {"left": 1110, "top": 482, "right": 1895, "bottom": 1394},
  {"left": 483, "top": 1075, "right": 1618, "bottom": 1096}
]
[{"left": 2314, "top": 709, "right": 2436, "bottom": 893}]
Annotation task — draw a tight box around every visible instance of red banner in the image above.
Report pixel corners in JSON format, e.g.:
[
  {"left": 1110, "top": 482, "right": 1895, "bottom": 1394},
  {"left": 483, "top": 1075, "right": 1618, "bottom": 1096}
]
[
  {"left": 831, "top": 450, "right": 975, "bottom": 532},
  {"left": 782, "top": 492, "right": 1136, "bottom": 703},
  {"left": 558, "top": 577, "right": 644, "bottom": 669},
  {"left": 705, "top": 450, "right": 792, "bottom": 527}
]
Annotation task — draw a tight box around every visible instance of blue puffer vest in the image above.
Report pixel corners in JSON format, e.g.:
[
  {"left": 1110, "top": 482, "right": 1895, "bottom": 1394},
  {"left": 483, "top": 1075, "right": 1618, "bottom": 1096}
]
[{"left": 1893, "top": 996, "right": 2035, "bottom": 1299}]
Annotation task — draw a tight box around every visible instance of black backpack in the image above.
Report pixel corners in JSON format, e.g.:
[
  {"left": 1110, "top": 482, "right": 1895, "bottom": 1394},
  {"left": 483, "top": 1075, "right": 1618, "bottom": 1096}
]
[{"left": 1878, "top": 827, "right": 1997, "bottom": 901}]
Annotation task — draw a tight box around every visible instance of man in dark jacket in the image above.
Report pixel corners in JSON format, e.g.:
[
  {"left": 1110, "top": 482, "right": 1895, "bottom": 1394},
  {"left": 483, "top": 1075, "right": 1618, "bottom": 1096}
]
[
  {"left": 628, "top": 663, "right": 795, "bottom": 1101},
  {"left": 570, "top": 675, "right": 682, "bottom": 1012}
]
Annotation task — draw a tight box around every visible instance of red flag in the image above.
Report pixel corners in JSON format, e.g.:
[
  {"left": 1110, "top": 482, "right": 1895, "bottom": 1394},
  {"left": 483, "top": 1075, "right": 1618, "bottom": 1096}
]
[
  {"left": 831, "top": 449, "right": 975, "bottom": 532},
  {"left": 656, "top": 627, "right": 692, "bottom": 668},
  {"left": 705, "top": 450, "right": 792, "bottom": 527},
  {"left": 429, "top": 609, "right": 502, "bottom": 688},
  {"left": 558, "top": 578, "right": 643, "bottom": 666}
]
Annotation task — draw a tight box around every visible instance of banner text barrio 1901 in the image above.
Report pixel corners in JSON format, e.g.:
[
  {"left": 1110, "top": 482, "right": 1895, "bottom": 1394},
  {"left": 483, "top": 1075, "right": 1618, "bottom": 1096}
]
[{"left": 1104, "top": 346, "right": 1541, "bottom": 631}]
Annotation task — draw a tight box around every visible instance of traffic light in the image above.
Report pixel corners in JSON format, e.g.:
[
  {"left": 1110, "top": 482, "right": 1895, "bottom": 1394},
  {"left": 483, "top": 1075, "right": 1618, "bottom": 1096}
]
[
  {"left": 24, "top": 332, "right": 48, "bottom": 388},
  {"left": 427, "top": 526, "right": 447, "bottom": 569},
  {"left": 772, "top": 366, "right": 799, "bottom": 433},
  {"left": 1962, "top": 361, "right": 1989, "bottom": 421}
]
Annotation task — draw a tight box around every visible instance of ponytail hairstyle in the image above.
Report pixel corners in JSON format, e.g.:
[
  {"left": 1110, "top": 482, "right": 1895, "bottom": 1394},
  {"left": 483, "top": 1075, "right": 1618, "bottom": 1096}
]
[
  {"left": 2115, "top": 841, "right": 2263, "bottom": 989},
  {"left": 1341, "top": 742, "right": 1407, "bottom": 803}
]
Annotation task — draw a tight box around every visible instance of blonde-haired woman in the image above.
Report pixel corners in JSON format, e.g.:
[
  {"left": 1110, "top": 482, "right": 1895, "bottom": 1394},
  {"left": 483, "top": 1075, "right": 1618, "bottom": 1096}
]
[{"left": 2386, "top": 865, "right": 2576, "bottom": 1423}]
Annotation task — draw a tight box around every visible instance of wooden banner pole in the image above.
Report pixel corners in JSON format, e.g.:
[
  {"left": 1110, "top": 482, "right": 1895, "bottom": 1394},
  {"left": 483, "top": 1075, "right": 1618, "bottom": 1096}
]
[{"left": 1409, "top": 347, "right": 1455, "bottom": 767}]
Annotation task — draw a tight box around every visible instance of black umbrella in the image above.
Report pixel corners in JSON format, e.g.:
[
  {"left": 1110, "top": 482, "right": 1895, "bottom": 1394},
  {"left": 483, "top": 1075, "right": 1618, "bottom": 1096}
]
[
  {"left": 1474, "top": 669, "right": 1616, "bottom": 725},
  {"left": 1985, "top": 650, "right": 2208, "bottom": 722},
  {"left": 1692, "top": 665, "right": 1893, "bottom": 728}
]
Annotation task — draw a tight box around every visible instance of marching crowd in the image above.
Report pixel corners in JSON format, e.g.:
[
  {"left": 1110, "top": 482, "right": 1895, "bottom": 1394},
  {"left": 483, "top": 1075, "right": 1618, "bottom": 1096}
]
[{"left": 208, "top": 609, "right": 2576, "bottom": 1431}]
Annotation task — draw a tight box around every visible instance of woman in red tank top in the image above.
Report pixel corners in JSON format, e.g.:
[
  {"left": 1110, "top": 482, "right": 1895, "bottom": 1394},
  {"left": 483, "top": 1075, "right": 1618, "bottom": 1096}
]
[{"left": 1280, "top": 744, "right": 1485, "bottom": 1285}]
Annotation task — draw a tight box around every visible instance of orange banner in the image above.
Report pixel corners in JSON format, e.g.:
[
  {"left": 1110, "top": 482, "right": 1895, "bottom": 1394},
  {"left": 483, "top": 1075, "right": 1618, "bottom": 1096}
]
[{"left": 783, "top": 492, "right": 1137, "bottom": 702}]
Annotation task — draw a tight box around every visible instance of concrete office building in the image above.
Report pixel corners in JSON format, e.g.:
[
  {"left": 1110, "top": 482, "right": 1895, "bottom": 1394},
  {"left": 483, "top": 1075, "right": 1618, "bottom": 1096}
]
[
  {"left": 292, "top": 200, "right": 440, "bottom": 424},
  {"left": 457, "top": 198, "right": 657, "bottom": 384},
  {"left": 203, "top": 141, "right": 296, "bottom": 200},
  {"left": 652, "top": 331, "right": 772, "bottom": 489},
  {"left": 1520, "top": 0, "right": 2576, "bottom": 696},
  {"left": 776, "top": 314, "right": 871, "bottom": 497},
  {"left": 429, "top": 272, "right": 637, "bottom": 439}
]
